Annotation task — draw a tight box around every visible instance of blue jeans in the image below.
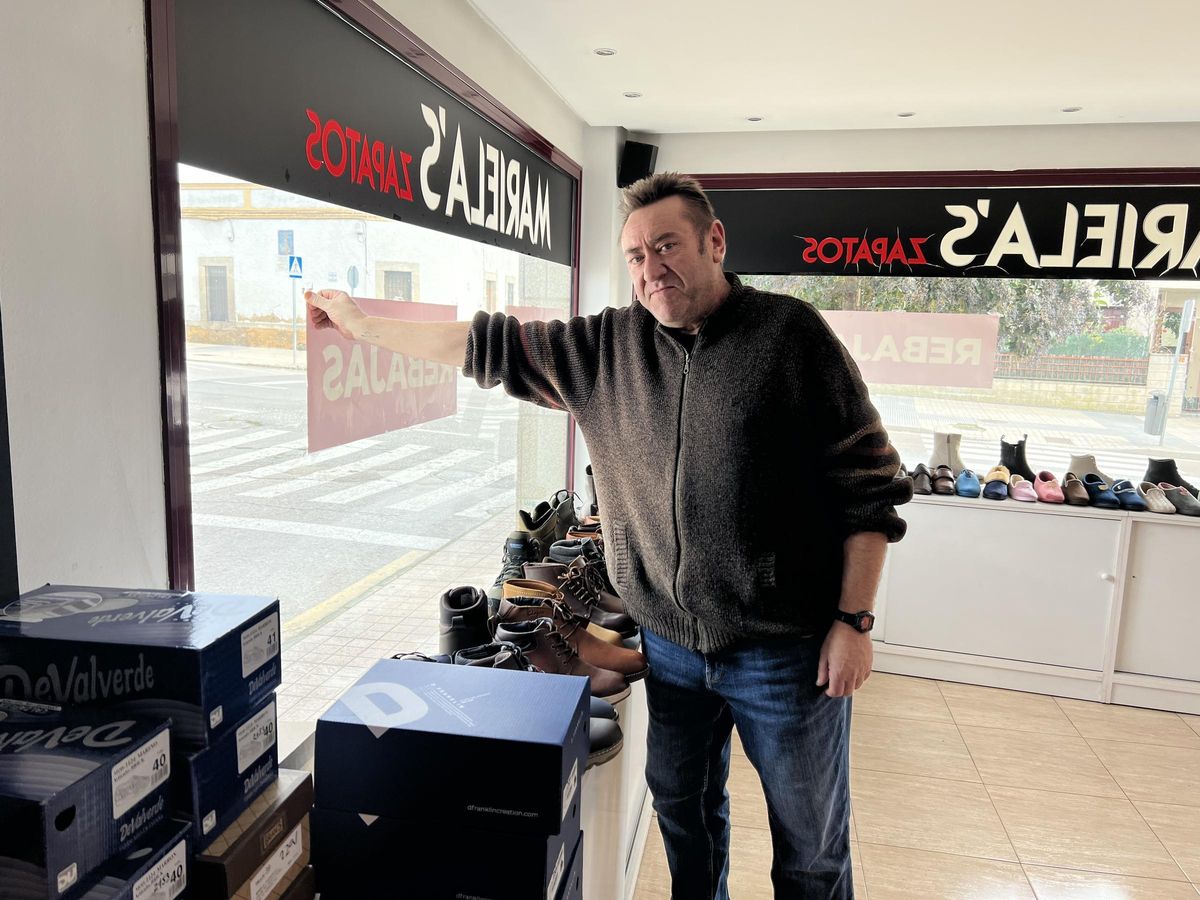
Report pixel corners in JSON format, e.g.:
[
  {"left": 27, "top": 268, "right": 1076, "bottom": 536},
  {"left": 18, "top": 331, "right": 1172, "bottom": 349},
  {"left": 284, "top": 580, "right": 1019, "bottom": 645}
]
[{"left": 643, "top": 628, "right": 853, "bottom": 900}]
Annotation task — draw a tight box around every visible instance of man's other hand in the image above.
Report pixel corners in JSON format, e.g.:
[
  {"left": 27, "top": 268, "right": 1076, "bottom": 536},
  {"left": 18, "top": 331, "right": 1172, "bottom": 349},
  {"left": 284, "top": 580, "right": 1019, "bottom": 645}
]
[
  {"left": 306, "top": 289, "right": 367, "bottom": 341},
  {"left": 816, "top": 624, "right": 872, "bottom": 698}
]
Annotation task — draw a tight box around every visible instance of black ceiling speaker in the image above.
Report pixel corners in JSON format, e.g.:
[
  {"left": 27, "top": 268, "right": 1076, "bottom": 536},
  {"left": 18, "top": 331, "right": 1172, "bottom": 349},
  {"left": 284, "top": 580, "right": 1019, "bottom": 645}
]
[{"left": 617, "top": 140, "right": 658, "bottom": 188}]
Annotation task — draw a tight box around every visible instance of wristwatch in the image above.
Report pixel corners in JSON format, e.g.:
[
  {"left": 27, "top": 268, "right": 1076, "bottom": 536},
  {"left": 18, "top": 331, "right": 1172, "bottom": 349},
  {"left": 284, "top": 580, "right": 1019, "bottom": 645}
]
[{"left": 833, "top": 610, "right": 876, "bottom": 633}]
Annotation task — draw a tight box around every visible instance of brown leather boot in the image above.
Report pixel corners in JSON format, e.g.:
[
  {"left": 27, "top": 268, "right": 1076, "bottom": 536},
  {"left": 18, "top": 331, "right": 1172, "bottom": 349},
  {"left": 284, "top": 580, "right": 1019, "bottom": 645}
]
[
  {"left": 495, "top": 595, "right": 647, "bottom": 681},
  {"left": 492, "top": 617, "right": 630, "bottom": 702},
  {"left": 502, "top": 579, "right": 624, "bottom": 645},
  {"left": 523, "top": 559, "right": 636, "bottom": 637}
]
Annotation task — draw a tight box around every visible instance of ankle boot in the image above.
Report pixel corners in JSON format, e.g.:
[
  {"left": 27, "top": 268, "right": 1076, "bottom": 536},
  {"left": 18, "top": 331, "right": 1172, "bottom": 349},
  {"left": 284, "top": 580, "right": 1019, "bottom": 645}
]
[
  {"left": 929, "top": 432, "right": 965, "bottom": 475},
  {"left": 1144, "top": 458, "right": 1198, "bottom": 498},
  {"left": 493, "top": 617, "right": 630, "bottom": 702},
  {"left": 494, "top": 595, "right": 647, "bottom": 679},
  {"left": 502, "top": 578, "right": 625, "bottom": 644},
  {"left": 438, "top": 586, "right": 491, "bottom": 657},
  {"left": 522, "top": 559, "right": 635, "bottom": 636},
  {"left": 585, "top": 464, "right": 599, "bottom": 517},
  {"left": 1068, "top": 453, "right": 1114, "bottom": 486},
  {"left": 1000, "top": 434, "right": 1036, "bottom": 482},
  {"left": 486, "top": 532, "right": 542, "bottom": 615}
]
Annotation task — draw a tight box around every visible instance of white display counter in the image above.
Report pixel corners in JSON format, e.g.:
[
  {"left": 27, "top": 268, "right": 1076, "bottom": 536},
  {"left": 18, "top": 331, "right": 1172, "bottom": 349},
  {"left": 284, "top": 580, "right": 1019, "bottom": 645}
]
[{"left": 873, "top": 494, "right": 1200, "bottom": 714}]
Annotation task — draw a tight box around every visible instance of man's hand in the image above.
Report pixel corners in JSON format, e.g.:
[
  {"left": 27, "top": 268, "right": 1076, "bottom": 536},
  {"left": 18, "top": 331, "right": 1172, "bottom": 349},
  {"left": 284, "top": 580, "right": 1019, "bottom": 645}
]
[
  {"left": 306, "top": 289, "right": 367, "bottom": 341},
  {"left": 816, "top": 623, "right": 873, "bottom": 698}
]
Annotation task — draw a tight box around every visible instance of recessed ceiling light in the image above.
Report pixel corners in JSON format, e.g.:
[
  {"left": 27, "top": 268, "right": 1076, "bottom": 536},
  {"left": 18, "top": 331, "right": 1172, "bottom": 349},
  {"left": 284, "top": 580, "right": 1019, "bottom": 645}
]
[
  {"left": 623, "top": 91, "right": 642, "bottom": 99},
  {"left": 897, "top": 112, "right": 916, "bottom": 118},
  {"left": 1062, "top": 106, "right": 1083, "bottom": 113},
  {"left": 746, "top": 116, "right": 764, "bottom": 122},
  {"left": 593, "top": 48, "right": 617, "bottom": 56}
]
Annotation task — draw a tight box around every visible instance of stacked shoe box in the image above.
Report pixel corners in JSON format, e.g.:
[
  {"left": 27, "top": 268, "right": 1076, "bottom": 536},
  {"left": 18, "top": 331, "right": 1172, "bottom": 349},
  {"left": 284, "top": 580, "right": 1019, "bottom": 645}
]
[
  {"left": 191, "top": 767, "right": 315, "bottom": 900},
  {"left": 0, "top": 698, "right": 182, "bottom": 899},
  {"left": 312, "top": 657, "right": 588, "bottom": 899},
  {"left": 0, "top": 584, "right": 283, "bottom": 897}
]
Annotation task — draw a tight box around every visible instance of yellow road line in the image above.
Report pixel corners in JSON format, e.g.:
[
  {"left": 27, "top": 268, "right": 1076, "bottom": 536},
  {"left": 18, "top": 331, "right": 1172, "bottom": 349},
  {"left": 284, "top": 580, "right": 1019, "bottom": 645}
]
[{"left": 282, "top": 549, "right": 428, "bottom": 638}]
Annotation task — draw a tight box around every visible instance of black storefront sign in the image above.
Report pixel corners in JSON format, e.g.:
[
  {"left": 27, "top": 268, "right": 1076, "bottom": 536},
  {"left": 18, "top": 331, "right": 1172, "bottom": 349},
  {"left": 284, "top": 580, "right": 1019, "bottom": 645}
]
[
  {"left": 715, "top": 186, "right": 1200, "bottom": 280},
  {"left": 0, "top": 308, "right": 17, "bottom": 602},
  {"left": 175, "top": 0, "right": 575, "bottom": 267}
]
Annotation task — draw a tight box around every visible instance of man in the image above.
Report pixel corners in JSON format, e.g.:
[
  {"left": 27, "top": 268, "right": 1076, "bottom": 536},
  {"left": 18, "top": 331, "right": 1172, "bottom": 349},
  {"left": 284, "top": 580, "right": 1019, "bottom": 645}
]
[{"left": 307, "top": 173, "right": 910, "bottom": 899}]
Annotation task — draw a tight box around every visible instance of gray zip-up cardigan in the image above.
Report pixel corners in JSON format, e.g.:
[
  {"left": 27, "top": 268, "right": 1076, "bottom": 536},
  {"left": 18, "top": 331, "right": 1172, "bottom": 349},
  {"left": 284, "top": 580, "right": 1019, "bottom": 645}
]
[{"left": 464, "top": 274, "right": 911, "bottom": 653}]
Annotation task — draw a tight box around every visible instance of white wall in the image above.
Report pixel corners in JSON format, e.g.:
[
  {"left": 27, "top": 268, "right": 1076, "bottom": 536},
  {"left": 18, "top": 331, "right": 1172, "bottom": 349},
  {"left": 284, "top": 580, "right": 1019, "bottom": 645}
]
[
  {"left": 0, "top": 1, "right": 168, "bottom": 588},
  {"left": 646, "top": 122, "right": 1200, "bottom": 174},
  {"left": 378, "top": 0, "right": 585, "bottom": 166}
]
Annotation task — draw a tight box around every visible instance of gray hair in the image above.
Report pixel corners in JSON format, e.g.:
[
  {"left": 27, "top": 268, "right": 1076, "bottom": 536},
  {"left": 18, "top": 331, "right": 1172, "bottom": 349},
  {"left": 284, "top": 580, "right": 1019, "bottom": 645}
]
[{"left": 619, "top": 172, "right": 716, "bottom": 240}]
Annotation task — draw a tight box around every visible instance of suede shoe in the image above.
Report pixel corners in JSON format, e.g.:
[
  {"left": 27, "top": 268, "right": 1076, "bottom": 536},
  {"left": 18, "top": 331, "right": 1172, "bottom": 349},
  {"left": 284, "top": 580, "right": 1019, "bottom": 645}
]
[
  {"left": 1083, "top": 474, "right": 1121, "bottom": 510},
  {"left": 502, "top": 578, "right": 624, "bottom": 645},
  {"left": 1111, "top": 479, "right": 1149, "bottom": 512},
  {"left": 486, "top": 531, "right": 542, "bottom": 616},
  {"left": 1161, "top": 483, "right": 1200, "bottom": 516},
  {"left": 493, "top": 617, "right": 630, "bottom": 702},
  {"left": 494, "top": 595, "right": 648, "bottom": 681},
  {"left": 438, "top": 586, "right": 491, "bottom": 657},
  {"left": 1062, "top": 473, "right": 1090, "bottom": 506},
  {"left": 523, "top": 559, "right": 636, "bottom": 636}
]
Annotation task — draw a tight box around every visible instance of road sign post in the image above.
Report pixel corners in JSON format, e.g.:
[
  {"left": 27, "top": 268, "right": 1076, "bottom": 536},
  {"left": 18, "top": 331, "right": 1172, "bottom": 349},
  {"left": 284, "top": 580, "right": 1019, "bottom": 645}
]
[{"left": 288, "top": 256, "right": 303, "bottom": 368}]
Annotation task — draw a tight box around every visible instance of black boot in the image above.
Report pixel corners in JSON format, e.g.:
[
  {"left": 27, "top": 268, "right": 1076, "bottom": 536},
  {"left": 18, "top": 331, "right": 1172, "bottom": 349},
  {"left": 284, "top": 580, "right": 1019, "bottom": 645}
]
[
  {"left": 1000, "top": 434, "right": 1036, "bottom": 482},
  {"left": 486, "top": 531, "right": 541, "bottom": 616},
  {"left": 438, "top": 586, "right": 491, "bottom": 657},
  {"left": 1144, "top": 458, "right": 1199, "bottom": 498}
]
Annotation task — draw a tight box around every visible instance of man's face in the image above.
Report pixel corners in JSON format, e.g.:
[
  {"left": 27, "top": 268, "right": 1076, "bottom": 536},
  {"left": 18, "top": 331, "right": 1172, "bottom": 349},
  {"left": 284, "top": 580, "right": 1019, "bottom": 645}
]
[{"left": 621, "top": 196, "right": 727, "bottom": 333}]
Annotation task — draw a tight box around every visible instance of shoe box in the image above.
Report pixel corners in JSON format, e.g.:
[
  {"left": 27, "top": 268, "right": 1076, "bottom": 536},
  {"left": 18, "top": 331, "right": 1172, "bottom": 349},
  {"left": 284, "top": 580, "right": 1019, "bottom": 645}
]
[
  {"left": 279, "top": 865, "right": 315, "bottom": 900},
  {"left": 314, "top": 657, "right": 588, "bottom": 836},
  {"left": 0, "top": 705, "right": 173, "bottom": 899},
  {"left": 556, "top": 830, "right": 584, "bottom": 900},
  {"left": 72, "top": 818, "right": 191, "bottom": 900},
  {"left": 174, "top": 694, "right": 279, "bottom": 842},
  {"left": 0, "top": 585, "right": 281, "bottom": 748},
  {"left": 311, "top": 797, "right": 579, "bottom": 899},
  {"left": 192, "top": 767, "right": 314, "bottom": 899}
]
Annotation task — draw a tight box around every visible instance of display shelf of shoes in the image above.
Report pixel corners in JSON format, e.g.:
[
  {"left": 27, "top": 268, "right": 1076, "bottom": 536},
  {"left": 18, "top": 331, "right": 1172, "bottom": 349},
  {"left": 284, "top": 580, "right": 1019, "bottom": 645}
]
[{"left": 874, "top": 494, "right": 1200, "bottom": 714}]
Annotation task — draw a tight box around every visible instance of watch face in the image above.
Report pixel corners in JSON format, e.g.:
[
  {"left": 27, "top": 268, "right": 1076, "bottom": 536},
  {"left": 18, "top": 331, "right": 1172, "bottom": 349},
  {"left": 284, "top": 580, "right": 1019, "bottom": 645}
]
[{"left": 858, "top": 612, "right": 876, "bottom": 632}]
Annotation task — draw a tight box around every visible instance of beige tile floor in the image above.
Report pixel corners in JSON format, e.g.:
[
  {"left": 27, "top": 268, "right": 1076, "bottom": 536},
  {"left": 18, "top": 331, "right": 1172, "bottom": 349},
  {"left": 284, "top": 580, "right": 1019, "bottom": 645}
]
[{"left": 634, "top": 673, "right": 1200, "bottom": 899}]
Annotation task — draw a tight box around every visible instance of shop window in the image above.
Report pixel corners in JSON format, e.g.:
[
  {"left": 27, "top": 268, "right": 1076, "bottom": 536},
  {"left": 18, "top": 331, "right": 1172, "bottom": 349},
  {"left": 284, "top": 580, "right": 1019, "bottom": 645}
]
[
  {"left": 505, "top": 278, "right": 516, "bottom": 307},
  {"left": 742, "top": 273, "right": 1199, "bottom": 487},
  {"left": 177, "top": 164, "right": 570, "bottom": 725}
]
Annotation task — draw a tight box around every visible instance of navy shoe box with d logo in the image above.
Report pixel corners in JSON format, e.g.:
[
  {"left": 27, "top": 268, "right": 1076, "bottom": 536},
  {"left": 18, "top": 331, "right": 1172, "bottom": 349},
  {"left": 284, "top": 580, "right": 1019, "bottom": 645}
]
[
  {"left": 314, "top": 658, "right": 587, "bottom": 835},
  {"left": 0, "top": 705, "right": 172, "bottom": 900},
  {"left": 0, "top": 586, "right": 281, "bottom": 748}
]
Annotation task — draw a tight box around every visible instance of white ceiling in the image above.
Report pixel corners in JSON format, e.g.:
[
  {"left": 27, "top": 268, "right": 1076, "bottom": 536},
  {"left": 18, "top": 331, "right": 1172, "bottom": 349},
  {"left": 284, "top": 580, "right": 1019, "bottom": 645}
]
[{"left": 467, "top": 0, "right": 1200, "bottom": 133}]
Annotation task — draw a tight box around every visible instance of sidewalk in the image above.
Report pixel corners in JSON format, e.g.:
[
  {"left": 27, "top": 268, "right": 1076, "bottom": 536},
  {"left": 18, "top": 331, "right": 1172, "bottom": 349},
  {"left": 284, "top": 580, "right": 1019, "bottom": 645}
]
[{"left": 188, "top": 342, "right": 307, "bottom": 370}]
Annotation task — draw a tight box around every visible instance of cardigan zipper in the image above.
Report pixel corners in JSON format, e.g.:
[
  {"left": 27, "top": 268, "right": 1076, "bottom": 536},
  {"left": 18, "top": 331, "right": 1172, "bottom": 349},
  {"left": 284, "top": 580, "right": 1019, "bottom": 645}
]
[{"left": 671, "top": 349, "right": 692, "bottom": 621}]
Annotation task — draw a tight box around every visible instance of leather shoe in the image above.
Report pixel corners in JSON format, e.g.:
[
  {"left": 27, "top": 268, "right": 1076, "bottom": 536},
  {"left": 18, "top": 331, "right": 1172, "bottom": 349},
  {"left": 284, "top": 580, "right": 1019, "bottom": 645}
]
[
  {"left": 493, "top": 617, "right": 630, "bottom": 702},
  {"left": 494, "top": 595, "right": 648, "bottom": 680},
  {"left": 911, "top": 463, "right": 933, "bottom": 495}
]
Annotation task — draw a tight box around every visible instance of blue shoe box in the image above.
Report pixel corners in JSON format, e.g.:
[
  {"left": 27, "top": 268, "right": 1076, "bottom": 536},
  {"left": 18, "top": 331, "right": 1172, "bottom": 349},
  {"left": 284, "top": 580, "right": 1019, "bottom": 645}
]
[
  {"left": 73, "top": 818, "right": 191, "bottom": 900},
  {"left": 314, "top": 658, "right": 588, "bottom": 836},
  {"left": 174, "top": 693, "right": 278, "bottom": 843},
  {"left": 557, "top": 830, "right": 584, "bottom": 900},
  {"left": 311, "top": 799, "right": 580, "bottom": 899},
  {"left": 0, "top": 707, "right": 172, "bottom": 900},
  {"left": 0, "top": 585, "right": 281, "bottom": 748}
]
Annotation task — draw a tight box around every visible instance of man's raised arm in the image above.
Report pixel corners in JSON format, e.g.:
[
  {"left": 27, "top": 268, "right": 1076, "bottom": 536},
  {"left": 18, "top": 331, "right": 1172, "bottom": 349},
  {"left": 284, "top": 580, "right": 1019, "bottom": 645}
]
[{"left": 306, "top": 289, "right": 470, "bottom": 367}]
